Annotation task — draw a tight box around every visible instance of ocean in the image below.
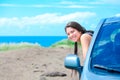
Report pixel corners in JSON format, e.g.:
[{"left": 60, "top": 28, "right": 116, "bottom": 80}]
[{"left": 0, "top": 36, "right": 67, "bottom": 47}]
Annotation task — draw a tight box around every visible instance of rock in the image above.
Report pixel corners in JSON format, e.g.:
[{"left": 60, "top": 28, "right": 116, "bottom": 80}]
[{"left": 41, "top": 71, "right": 67, "bottom": 77}]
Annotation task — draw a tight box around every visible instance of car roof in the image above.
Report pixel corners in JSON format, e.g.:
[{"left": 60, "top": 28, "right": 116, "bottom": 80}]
[{"left": 105, "top": 17, "right": 120, "bottom": 23}]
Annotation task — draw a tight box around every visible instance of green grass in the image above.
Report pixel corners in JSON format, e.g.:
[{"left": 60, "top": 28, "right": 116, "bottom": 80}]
[
  {"left": 0, "top": 39, "right": 81, "bottom": 51},
  {"left": 0, "top": 42, "right": 41, "bottom": 51},
  {"left": 50, "top": 39, "right": 81, "bottom": 48}
]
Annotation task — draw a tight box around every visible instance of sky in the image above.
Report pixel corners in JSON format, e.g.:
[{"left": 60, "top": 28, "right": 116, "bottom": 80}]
[{"left": 0, "top": 0, "right": 120, "bottom": 36}]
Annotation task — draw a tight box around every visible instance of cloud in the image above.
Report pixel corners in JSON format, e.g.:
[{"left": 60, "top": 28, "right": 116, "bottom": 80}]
[
  {"left": 0, "top": 3, "right": 92, "bottom": 9},
  {"left": 115, "top": 14, "right": 120, "bottom": 17},
  {"left": 60, "top": 0, "right": 120, "bottom": 5},
  {"left": 0, "top": 0, "right": 120, "bottom": 8},
  {"left": 0, "top": 4, "right": 17, "bottom": 7},
  {"left": 89, "top": 0, "right": 120, "bottom": 4},
  {"left": 101, "top": 0, "right": 120, "bottom": 4},
  {"left": 65, "top": 5, "right": 93, "bottom": 8},
  {"left": 0, "top": 12, "right": 96, "bottom": 28},
  {"left": 59, "top": 1, "right": 77, "bottom": 5},
  {"left": 0, "top": 3, "right": 50, "bottom": 7}
]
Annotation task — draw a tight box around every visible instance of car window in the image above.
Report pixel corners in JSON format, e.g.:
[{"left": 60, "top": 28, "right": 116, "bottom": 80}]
[{"left": 91, "top": 21, "right": 120, "bottom": 73}]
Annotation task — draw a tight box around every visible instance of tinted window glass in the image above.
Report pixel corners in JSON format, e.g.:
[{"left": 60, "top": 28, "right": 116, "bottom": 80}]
[{"left": 91, "top": 21, "right": 120, "bottom": 73}]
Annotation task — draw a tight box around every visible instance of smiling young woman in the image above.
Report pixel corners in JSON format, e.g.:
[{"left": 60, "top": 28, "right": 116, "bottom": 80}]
[
  {"left": 65, "top": 21, "right": 94, "bottom": 60},
  {"left": 65, "top": 21, "right": 94, "bottom": 80}
]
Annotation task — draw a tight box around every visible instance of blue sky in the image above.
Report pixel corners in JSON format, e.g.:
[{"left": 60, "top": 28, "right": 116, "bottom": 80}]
[{"left": 0, "top": 0, "right": 120, "bottom": 36}]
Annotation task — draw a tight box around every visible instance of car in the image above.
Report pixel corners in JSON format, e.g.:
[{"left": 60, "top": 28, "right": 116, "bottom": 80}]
[{"left": 64, "top": 16, "right": 120, "bottom": 80}]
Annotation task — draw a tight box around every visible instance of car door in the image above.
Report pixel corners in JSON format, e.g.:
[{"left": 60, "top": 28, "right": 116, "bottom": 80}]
[{"left": 81, "top": 17, "right": 120, "bottom": 80}]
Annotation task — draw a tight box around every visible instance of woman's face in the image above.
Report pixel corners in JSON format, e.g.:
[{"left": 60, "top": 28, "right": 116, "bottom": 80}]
[{"left": 66, "top": 27, "right": 81, "bottom": 42}]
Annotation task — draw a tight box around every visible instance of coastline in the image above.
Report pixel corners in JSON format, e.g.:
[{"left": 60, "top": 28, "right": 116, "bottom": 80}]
[
  {"left": 0, "top": 36, "right": 67, "bottom": 47},
  {"left": 0, "top": 39, "right": 75, "bottom": 51}
]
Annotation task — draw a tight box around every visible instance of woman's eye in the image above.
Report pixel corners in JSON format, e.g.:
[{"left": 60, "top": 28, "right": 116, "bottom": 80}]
[{"left": 71, "top": 30, "right": 75, "bottom": 33}]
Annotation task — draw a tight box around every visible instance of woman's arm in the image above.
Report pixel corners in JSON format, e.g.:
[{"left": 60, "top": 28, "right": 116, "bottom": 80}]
[{"left": 80, "top": 34, "right": 92, "bottom": 60}]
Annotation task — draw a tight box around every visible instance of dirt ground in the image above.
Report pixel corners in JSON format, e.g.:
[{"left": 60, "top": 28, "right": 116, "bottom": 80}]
[{"left": 0, "top": 47, "right": 83, "bottom": 80}]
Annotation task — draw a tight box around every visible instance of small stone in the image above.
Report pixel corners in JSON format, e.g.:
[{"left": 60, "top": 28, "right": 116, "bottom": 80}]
[{"left": 41, "top": 71, "right": 67, "bottom": 77}]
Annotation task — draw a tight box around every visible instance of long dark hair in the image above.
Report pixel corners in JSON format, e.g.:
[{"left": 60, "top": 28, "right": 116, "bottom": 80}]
[
  {"left": 65, "top": 21, "right": 86, "bottom": 34},
  {"left": 74, "top": 42, "right": 78, "bottom": 55}
]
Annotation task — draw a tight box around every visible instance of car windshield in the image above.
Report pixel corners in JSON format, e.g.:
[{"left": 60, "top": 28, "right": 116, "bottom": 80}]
[{"left": 91, "top": 21, "right": 120, "bottom": 73}]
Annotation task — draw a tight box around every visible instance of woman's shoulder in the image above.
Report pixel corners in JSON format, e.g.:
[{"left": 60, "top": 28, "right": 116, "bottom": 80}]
[
  {"left": 81, "top": 33, "right": 92, "bottom": 41},
  {"left": 85, "top": 30, "right": 94, "bottom": 36},
  {"left": 80, "top": 30, "right": 93, "bottom": 41}
]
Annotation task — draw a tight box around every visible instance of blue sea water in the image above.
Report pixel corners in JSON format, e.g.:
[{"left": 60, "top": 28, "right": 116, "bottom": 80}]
[{"left": 0, "top": 36, "right": 67, "bottom": 47}]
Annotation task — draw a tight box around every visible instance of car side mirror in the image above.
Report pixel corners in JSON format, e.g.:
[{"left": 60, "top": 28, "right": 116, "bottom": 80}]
[{"left": 64, "top": 54, "right": 83, "bottom": 73}]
